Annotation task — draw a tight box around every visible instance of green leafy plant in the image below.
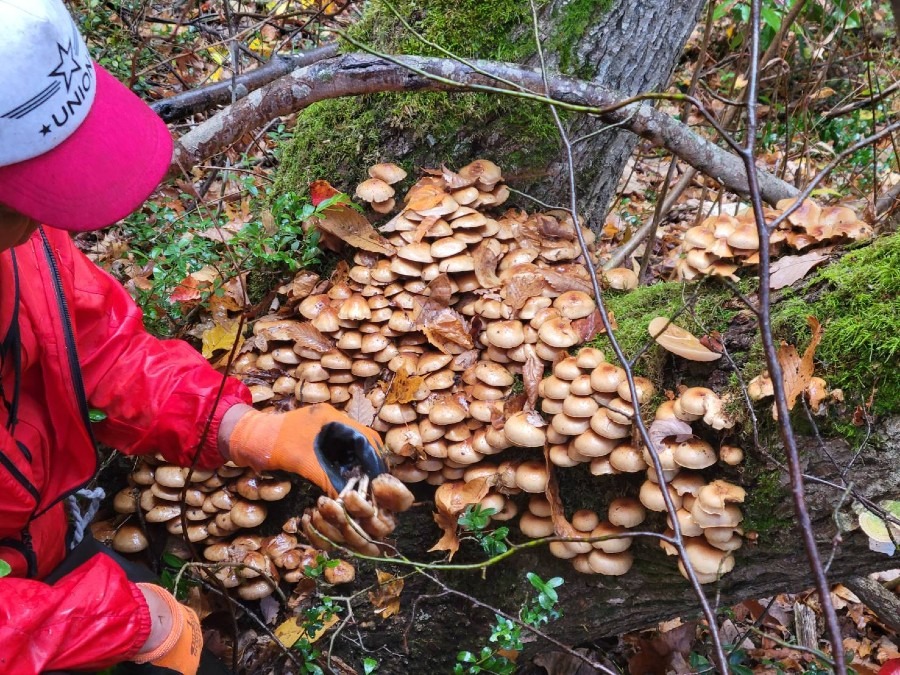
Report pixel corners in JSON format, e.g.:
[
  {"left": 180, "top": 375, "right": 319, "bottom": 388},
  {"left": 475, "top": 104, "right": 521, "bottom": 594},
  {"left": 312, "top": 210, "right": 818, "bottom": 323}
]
[
  {"left": 0, "top": 559, "right": 10, "bottom": 578},
  {"left": 455, "top": 573, "right": 564, "bottom": 674},
  {"left": 303, "top": 553, "right": 342, "bottom": 579},
  {"left": 459, "top": 504, "right": 510, "bottom": 557},
  {"left": 292, "top": 596, "right": 341, "bottom": 675}
]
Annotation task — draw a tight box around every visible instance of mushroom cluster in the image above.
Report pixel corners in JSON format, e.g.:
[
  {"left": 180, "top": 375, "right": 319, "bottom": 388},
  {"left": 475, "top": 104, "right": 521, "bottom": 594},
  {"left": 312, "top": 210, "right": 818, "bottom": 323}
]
[
  {"left": 224, "top": 158, "right": 750, "bottom": 585},
  {"left": 677, "top": 198, "right": 871, "bottom": 280},
  {"left": 111, "top": 456, "right": 292, "bottom": 554},
  {"left": 300, "top": 473, "right": 415, "bottom": 556}
]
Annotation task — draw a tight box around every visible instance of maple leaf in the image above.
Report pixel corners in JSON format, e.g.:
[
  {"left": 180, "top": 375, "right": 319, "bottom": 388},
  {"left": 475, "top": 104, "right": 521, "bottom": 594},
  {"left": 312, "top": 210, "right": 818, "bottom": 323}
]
[
  {"left": 418, "top": 305, "right": 474, "bottom": 355},
  {"left": 777, "top": 316, "right": 823, "bottom": 410},
  {"left": 429, "top": 476, "right": 496, "bottom": 560},
  {"left": 383, "top": 367, "right": 427, "bottom": 405},
  {"left": 503, "top": 272, "right": 546, "bottom": 310},
  {"left": 429, "top": 511, "right": 462, "bottom": 558}
]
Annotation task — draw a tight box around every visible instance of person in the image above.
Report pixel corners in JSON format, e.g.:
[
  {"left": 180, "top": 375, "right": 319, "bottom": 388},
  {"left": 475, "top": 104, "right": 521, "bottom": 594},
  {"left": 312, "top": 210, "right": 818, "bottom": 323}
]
[{"left": 0, "top": 1, "right": 386, "bottom": 673}]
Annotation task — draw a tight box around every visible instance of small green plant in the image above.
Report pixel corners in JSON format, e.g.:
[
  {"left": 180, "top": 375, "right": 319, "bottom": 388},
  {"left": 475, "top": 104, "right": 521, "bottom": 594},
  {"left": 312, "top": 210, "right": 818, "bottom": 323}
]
[
  {"left": 303, "top": 553, "right": 342, "bottom": 579},
  {"left": 362, "top": 656, "right": 380, "bottom": 674},
  {"left": 455, "top": 573, "right": 564, "bottom": 674},
  {"left": 459, "top": 504, "right": 510, "bottom": 557},
  {"left": 0, "top": 559, "right": 10, "bottom": 578},
  {"left": 292, "top": 596, "right": 341, "bottom": 675},
  {"left": 159, "top": 552, "right": 192, "bottom": 601}
]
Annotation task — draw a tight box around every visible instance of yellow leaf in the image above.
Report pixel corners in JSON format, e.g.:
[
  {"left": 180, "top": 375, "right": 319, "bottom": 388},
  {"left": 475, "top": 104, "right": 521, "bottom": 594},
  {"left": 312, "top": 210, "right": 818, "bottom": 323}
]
[
  {"left": 368, "top": 570, "right": 404, "bottom": 619},
  {"left": 274, "top": 611, "right": 340, "bottom": 646},
  {"left": 201, "top": 320, "right": 243, "bottom": 359}
]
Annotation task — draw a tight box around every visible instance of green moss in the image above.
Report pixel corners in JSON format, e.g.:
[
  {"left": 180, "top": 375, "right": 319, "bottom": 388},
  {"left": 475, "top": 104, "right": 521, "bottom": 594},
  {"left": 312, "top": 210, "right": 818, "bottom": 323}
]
[
  {"left": 741, "top": 465, "right": 792, "bottom": 537},
  {"left": 594, "top": 279, "right": 740, "bottom": 380},
  {"left": 273, "top": 0, "right": 613, "bottom": 196},
  {"left": 771, "top": 233, "right": 900, "bottom": 415},
  {"left": 548, "top": 0, "right": 616, "bottom": 74}
]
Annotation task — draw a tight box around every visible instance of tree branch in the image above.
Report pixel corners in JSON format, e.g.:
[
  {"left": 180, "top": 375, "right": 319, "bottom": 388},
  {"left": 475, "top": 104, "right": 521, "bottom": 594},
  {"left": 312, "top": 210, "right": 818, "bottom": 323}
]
[
  {"left": 169, "top": 53, "right": 800, "bottom": 206},
  {"left": 151, "top": 44, "right": 339, "bottom": 122}
]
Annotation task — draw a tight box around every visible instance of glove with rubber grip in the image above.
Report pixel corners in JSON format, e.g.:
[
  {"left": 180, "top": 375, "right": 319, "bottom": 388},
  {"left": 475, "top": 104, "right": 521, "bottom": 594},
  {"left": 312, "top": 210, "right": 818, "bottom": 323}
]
[
  {"left": 227, "top": 403, "right": 386, "bottom": 497},
  {"left": 132, "top": 583, "right": 202, "bottom": 675}
]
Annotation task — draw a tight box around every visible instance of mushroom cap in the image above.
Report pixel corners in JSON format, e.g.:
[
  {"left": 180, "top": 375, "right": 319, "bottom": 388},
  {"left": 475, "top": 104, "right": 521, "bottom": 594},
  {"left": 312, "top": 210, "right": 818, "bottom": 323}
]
[
  {"left": 697, "top": 480, "right": 746, "bottom": 511},
  {"left": 356, "top": 178, "right": 395, "bottom": 203},
  {"left": 638, "top": 480, "right": 682, "bottom": 512},
  {"left": 617, "top": 376, "right": 655, "bottom": 404},
  {"left": 112, "top": 525, "right": 149, "bottom": 553},
  {"left": 590, "top": 363, "right": 626, "bottom": 393},
  {"left": 648, "top": 317, "right": 722, "bottom": 362},
  {"left": 369, "top": 162, "right": 407, "bottom": 184},
  {"left": 589, "top": 409, "right": 632, "bottom": 439},
  {"left": 609, "top": 444, "right": 648, "bottom": 473},
  {"left": 690, "top": 501, "right": 743, "bottom": 528},
  {"left": 537, "top": 318, "right": 580, "bottom": 348},
  {"left": 587, "top": 549, "right": 633, "bottom": 576},
  {"left": 607, "top": 497, "right": 646, "bottom": 528},
  {"left": 552, "top": 357, "right": 583, "bottom": 381},
  {"left": 515, "top": 460, "right": 549, "bottom": 493},
  {"left": 528, "top": 495, "right": 552, "bottom": 518},
  {"left": 475, "top": 361, "right": 514, "bottom": 387},
  {"left": 719, "top": 445, "right": 744, "bottom": 466},
  {"left": 604, "top": 268, "right": 638, "bottom": 290},
  {"left": 673, "top": 438, "right": 717, "bottom": 469},
  {"left": 562, "top": 395, "right": 600, "bottom": 418},
  {"left": 231, "top": 501, "right": 268, "bottom": 528},
  {"left": 575, "top": 347, "right": 606, "bottom": 369},
  {"left": 539, "top": 375, "right": 571, "bottom": 400},
  {"left": 155, "top": 466, "right": 189, "bottom": 489},
  {"left": 553, "top": 291, "right": 595, "bottom": 320},
  {"left": 572, "top": 429, "right": 617, "bottom": 457},
  {"left": 590, "top": 521, "right": 632, "bottom": 553},
  {"left": 684, "top": 538, "right": 736, "bottom": 576},
  {"left": 571, "top": 509, "right": 599, "bottom": 532},
  {"left": 551, "top": 413, "right": 591, "bottom": 436},
  {"left": 504, "top": 411, "right": 547, "bottom": 448}
]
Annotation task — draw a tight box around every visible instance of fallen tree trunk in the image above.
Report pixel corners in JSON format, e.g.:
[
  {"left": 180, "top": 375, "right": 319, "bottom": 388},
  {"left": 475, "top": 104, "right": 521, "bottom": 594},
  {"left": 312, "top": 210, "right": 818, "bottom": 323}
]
[
  {"left": 170, "top": 53, "right": 800, "bottom": 208},
  {"left": 313, "top": 418, "right": 899, "bottom": 672}
]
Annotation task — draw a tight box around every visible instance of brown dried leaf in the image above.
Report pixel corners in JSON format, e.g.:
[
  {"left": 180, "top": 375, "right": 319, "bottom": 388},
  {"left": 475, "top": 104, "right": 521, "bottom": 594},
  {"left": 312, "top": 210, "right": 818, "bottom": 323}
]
[
  {"left": 503, "top": 273, "right": 545, "bottom": 310},
  {"left": 405, "top": 183, "right": 447, "bottom": 211},
  {"left": 289, "top": 270, "right": 320, "bottom": 300},
  {"left": 504, "top": 393, "right": 528, "bottom": 419},
  {"left": 426, "top": 274, "right": 453, "bottom": 307},
  {"left": 572, "top": 309, "right": 611, "bottom": 342},
  {"left": 541, "top": 269, "right": 593, "bottom": 295},
  {"left": 648, "top": 419, "right": 694, "bottom": 453},
  {"left": 384, "top": 367, "right": 427, "bottom": 405},
  {"left": 472, "top": 239, "right": 503, "bottom": 289},
  {"left": 535, "top": 213, "right": 576, "bottom": 240},
  {"left": 777, "top": 316, "right": 823, "bottom": 410},
  {"left": 542, "top": 446, "right": 579, "bottom": 539},
  {"left": 429, "top": 511, "right": 462, "bottom": 558},
  {"left": 419, "top": 307, "right": 474, "bottom": 355},
  {"left": 522, "top": 344, "right": 543, "bottom": 412},
  {"left": 313, "top": 204, "right": 396, "bottom": 256},
  {"left": 769, "top": 251, "right": 830, "bottom": 290},
  {"left": 441, "top": 164, "right": 476, "bottom": 189},
  {"left": 412, "top": 215, "right": 440, "bottom": 243},
  {"left": 368, "top": 569, "right": 404, "bottom": 619},
  {"left": 292, "top": 323, "right": 334, "bottom": 353},
  {"left": 346, "top": 384, "right": 376, "bottom": 426}
]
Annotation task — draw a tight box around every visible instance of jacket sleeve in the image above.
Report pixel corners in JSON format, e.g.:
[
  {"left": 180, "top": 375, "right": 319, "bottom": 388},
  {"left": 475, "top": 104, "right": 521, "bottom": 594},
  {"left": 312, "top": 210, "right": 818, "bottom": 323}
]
[
  {"left": 0, "top": 554, "right": 151, "bottom": 673},
  {"left": 59, "top": 231, "right": 251, "bottom": 468}
]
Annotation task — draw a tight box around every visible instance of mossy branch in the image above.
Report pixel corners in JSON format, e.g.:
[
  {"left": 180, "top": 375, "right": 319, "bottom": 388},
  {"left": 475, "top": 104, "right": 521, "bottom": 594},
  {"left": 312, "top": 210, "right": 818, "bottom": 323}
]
[{"left": 170, "top": 52, "right": 799, "bottom": 206}]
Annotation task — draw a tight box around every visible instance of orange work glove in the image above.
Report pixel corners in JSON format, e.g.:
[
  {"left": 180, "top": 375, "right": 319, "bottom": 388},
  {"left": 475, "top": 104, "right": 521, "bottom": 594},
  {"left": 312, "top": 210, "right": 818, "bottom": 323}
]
[
  {"left": 228, "top": 403, "right": 386, "bottom": 497},
  {"left": 132, "top": 583, "right": 202, "bottom": 674}
]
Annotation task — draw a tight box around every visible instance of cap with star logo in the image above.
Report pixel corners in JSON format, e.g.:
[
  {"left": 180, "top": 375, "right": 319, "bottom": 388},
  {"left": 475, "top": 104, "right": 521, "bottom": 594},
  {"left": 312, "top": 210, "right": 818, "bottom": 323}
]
[{"left": 0, "top": 0, "right": 173, "bottom": 231}]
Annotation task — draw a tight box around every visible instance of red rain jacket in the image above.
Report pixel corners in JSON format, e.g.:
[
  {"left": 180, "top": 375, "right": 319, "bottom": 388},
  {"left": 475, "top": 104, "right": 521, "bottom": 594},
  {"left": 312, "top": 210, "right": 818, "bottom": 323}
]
[{"left": 0, "top": 227, "right": 250, "bottom": 672}]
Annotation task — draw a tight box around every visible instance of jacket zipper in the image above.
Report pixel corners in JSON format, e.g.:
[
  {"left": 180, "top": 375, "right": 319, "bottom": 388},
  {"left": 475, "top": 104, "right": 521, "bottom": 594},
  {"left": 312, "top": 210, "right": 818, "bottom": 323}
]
[
  {"left": 0, "top": 449, "right": 40, "bottom": 502},
  {"left": 32, "top": 230, "right": 99, "bottom": 518}
]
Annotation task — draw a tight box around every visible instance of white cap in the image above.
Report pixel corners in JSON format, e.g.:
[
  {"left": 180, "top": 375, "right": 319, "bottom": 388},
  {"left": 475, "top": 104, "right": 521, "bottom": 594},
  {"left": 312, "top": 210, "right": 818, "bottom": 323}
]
[{"left": 0, "top": 0, "right": 96, "bottom": 167}]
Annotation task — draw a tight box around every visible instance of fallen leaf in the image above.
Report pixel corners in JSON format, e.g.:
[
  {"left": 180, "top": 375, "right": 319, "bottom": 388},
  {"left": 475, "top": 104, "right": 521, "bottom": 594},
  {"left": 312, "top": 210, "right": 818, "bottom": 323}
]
[
  {"left": 572, "top": 309, "right": 612, "bottom": 342},
  {"left": 274, "top": 610, "right": 339, "bottom": 646},
  {"left": 312, "top": 202, "right": 396, "bottom": 256},
  {"left": 368, "top": 569, "right": 404, "bottom": 619},
  {"left": 472, "top": 238, "right": 503, "bottom": 288},
  {"left": 769, "top": 251, "right": 829, "bottom": 290},
  {"left": 543, "top": 446, "right": 579, "bottom": 539},
  {"left": 419, "top": 306, "right": 474, "bottom": 355},
  {"left": 522, "top": 344, "right": 543, "bottom": 412},
  {"left": 503, "top": 272, "right": 546, "bottom": 310},
  {"left": 405, "top": 183, "right": 447, "bottom": 211},
  {"left": 258, "top": 595, "right": 281, "bottom": 625},
  {"left": 541, "top": 269, "right": 593, "bottom": 295},
  {"left": 535, "top": 213, "right": 576, "bottom": 240},
  {"left": 425, "top": 273, "right": 453, "bottom": 307},
  {"left": 384, "top": 367, "right": 427, "bottom": 405},
  {"left": 648, "top": 418, "right": 694, "bottom": 453},
  {"left": 429, "top": 510, "right": 462, "bottom": 558},
  {"left": 287, "top": 270, "right": 320, "bottom": 300},
  {"left": 309, "top": 179, "right": 341, "bottom": 207},
  {"left": 648, "top": 317, "right": 722, "bottom": 362},
  {"left": 345, "top": 384, "right": 376, "bottom": 426},
  {"left": 201, "top": 319, "right": 244, "bottom": 359},
  {"left": 434, "top": 476, "right": 495, "bottom": 516},
  {"left": 777, "top": 316, "right": 823, "bottom": 410}
]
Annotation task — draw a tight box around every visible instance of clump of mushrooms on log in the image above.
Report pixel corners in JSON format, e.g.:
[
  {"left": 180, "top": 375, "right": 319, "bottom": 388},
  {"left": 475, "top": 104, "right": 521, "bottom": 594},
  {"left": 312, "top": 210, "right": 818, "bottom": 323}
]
[{"left": 103, "top": 159, "right": 824, "bottom": 597}]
